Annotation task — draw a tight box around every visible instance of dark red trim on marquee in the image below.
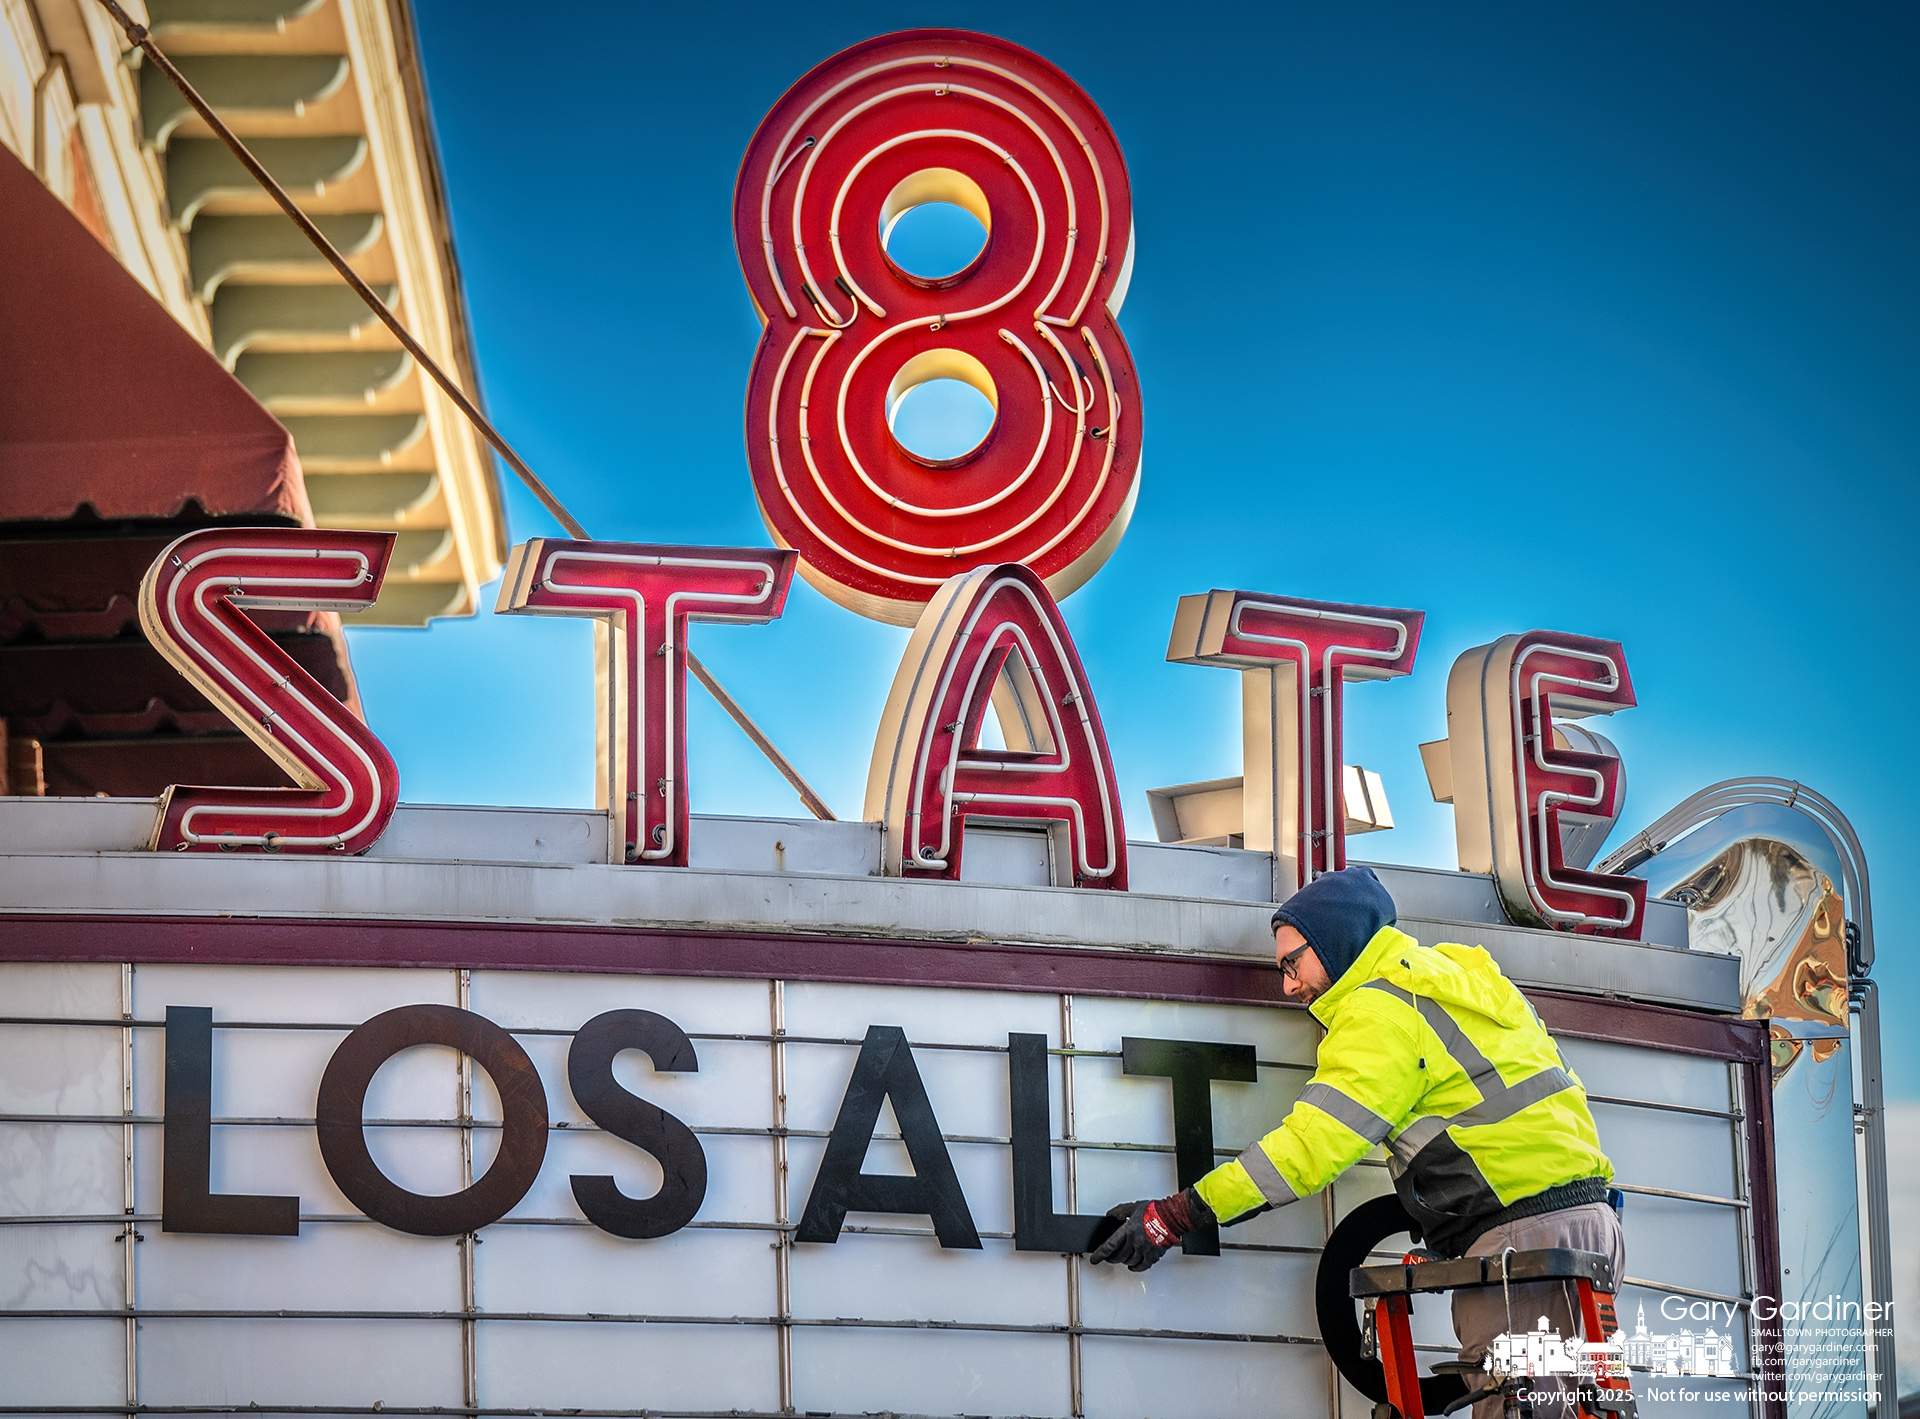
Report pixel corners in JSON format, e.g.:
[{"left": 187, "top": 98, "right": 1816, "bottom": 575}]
[
  {"left": 1529, "top": 990, "right": 1769, "bottom": 1062},
  {"left": 0, "top": 913, "right": 1303, "bottom": 1006},
  {"left": 0, "top": 916, "right": 1763, "bottom": 1054}
]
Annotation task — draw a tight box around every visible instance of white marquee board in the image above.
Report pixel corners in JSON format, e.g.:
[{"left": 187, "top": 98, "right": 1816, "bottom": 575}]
[{"left": 0, "top": 959, "right": 1758, "bottom": 1418}]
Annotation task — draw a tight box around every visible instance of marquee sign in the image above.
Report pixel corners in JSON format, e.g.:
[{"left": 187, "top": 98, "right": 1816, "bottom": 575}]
[
  {"left": 124, "top": 528, "right": 1640, "bottom": 935},
  {"left": 110, "top": 28, "right": 1646, "bottom": 946},
  {"left": 0, "top": 942, "right": 1776, "bottom": 1419},
  {"left": 0, "top": 20, "right": 1866, "bottom": 1419},
  {"left": 160, "top": 999, "right": 1269, "bottom": 1251},
  {"left": 732, "top": 30, "right": 1142, "bottom": 625}
]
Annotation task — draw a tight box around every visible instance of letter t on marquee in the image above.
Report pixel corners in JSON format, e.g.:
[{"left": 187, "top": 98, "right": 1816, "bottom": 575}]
[
  {"left": 495, "top": 542, "right": 797, "bottom": 866},
  {"left": 1166, "top": 592, "right": 1423, "bottom": 888}
]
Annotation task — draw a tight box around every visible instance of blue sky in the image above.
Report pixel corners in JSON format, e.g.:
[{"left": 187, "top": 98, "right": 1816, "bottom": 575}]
[{"left": 345, "top": 2, "right": 1918, "bottom": 1097}]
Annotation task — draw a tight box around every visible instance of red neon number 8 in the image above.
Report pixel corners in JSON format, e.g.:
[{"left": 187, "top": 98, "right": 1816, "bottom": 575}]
[{"left": 735, "top": 30, "right": 1142, "bottom": 624}]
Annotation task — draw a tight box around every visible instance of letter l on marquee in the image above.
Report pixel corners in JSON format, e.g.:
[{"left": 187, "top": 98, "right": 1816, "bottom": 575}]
[
  {"left": 867, "top": 563, "right": 1126, "bottom": 887},
  {"left": 496, "top": 541, "right": 798, "bottom": 866}
]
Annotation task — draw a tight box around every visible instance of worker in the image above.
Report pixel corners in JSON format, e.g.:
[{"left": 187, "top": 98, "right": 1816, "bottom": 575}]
[{"left": 1091, "top": 865, "right": 1624, "bottom": 1419}]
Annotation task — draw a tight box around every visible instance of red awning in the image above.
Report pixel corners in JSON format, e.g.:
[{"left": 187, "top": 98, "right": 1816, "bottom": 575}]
[
  {"left": 0, "top": 148, "right": 365, "bottom": 798},
  {"left": 0, "top": 146, "right": 310, "bottom": 525}
]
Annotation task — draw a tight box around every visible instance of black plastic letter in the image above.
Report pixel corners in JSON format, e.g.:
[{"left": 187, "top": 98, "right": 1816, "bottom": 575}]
[
  {"left": 1119, "top": 1037, "right": 1258, "bottom": 1255},
  {"left": 162, "top": 1006, "right": 299, "bottom": 1235},
  {"left": 795, "top": 1025, "right": 981, "bottom": 1248},
  {"left": 316, "top": 1004, "right": 548, "bottom": 1236},
  {"left": 566, "top": 1009, "right": 707, "bottom": 1239},
  {"left": 1008, "top": 1032, "right": 1108, "bottom": 1252}
]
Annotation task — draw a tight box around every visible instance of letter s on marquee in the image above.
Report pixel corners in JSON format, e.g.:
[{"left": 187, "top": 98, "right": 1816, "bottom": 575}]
[
  {"left": 1442, "top": 632, "right": 1645, "bottom": 936},
  {"left": 495, "top": 541, "right": 798, "bottom": 867},
  {"left": 138, "top": 527, "right": 400, "bottom": 855},
  {"left": 566, "top": 1010, "right": 707, "bottom": 1240},
  {"left": 734, "top": 29, "right": 1141, "bottom": 626},
  {"left": 866, "top": 563, "right": 1125, "bottom": 886}
]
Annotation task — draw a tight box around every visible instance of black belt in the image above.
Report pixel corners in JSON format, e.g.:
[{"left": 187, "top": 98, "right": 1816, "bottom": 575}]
[{"left": 1466, "top": 1176, "right": 1612, "bottom": 1249}]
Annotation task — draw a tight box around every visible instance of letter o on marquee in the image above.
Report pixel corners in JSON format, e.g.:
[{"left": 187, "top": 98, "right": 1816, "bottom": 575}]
[
  {"left": 317, "top": 1005, "right": 549, "bottom": 1236},
  {"left": 139, "top": 527, "right": 401, "bottom": 855},
  {"left": 735, "top": 29, "right": 1142, "bottom": 625}
]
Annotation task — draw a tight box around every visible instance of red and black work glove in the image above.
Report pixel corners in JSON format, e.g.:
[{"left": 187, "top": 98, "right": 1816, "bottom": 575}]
[{"left": 1088, "top": 1187, "right": 1215, "bottom": 1272}]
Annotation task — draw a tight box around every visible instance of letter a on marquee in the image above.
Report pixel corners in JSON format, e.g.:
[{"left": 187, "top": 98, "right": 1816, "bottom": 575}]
[
  {"left": 496, "top": 541, "right": 798, "bottom": 867},
  {"left": 866, "top": 564, "right": 1126, "bottom": 887}
]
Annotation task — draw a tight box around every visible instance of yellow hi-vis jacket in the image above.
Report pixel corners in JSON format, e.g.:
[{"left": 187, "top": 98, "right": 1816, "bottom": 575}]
[{"left": 1193, "top": 925, "right": 1613, "bottom": 1256}]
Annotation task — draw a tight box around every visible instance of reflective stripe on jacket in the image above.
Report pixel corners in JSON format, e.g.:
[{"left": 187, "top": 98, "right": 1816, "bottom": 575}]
[{"left": 1192, "top": 925, "right": 1612, "bottom": 1257}]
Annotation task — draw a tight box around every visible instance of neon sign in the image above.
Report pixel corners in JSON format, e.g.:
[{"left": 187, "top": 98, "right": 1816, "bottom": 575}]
[
  {"left": 496, "top": 541, "right": 798, "bottom": 866},
  {"left": 138, "top": 526, "right": 399, "bottom": 855},
  {"left": 1437, "top": 633, "right": 1643, "bottom": 935},
  {"left": 867, "top": 563, "right": 1126, "bottom": 886},
  {"left": 1167, "top": 591, "right": 1424, "bottom": 888},
  {"left": 126, "top": 31, "right": 1652, "bottom": 942},
  {"left": 733, "top": 30, "right": 1141, "bottom": 625}
]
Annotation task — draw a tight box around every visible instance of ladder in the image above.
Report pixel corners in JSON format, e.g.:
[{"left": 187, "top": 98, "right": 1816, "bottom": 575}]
[{"left": 1349, "top": 1247, "right": 1639, "bottom": 1419}]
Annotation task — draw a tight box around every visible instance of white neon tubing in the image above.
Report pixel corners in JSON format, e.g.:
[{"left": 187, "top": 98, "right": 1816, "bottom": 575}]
[
  {"left": 754, "top": 63, "right": 1128, "bottom": 594},
  {"left": 759, "top": 51, "right": 1113, "bottom": 327},
  {"left": 797, "top": 88, "right": 1048, "bottom": 329},
  {"left": 1021, "top": 325, "right": 1121, "bottom": 565},
  {"left": 765, "top": 327, "right": 946, "bottom": 587},
  {"left": 536, "top": 550, "right": 780, "bottom": 862},
  {"left": 901, "top": 575, "right": 1118, "bottom": 878},
  {"left": 826, "top": 121, "right": 1047, "bottom": 324},
  {"left": 775, "top": 320, "right": 1113, "bottom": 575},
  {"left": 832, "top": 319, "right": 1052, "bottom": 524}
]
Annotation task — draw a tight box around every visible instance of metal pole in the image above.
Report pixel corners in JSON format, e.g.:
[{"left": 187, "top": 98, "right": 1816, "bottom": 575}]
[
  {"left": 769, "top": 980, "right": 793, "bottom": 1414},
  {"left": 119, "top": 963, "right": 136, "bottom": 1419},
  {"left": 1060, "top": 995, "right": 1084, "bottom": 1419},
  {"left": 1727, "top": 1061, "right": 1760, "bottom": 1419},
  {"left": 687, "top": 652, "right": 835, "bottom": 822},
  {"left": 1851, "top": 978, "right": 1896, "bottom": 1419},
  {"left": 457, "top": 968, "right": 478, "bottom": 1413}
]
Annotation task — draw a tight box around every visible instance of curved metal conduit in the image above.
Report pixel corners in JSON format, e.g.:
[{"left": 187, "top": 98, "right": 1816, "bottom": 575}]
[{"left": 1600, "top": 777, "right": 1893, "bottom": 1419}]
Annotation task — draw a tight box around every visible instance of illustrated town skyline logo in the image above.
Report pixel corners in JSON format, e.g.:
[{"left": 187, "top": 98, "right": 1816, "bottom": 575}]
[{"left": 1488, "top": 1304, "right": 1736, "bottom": 1382}]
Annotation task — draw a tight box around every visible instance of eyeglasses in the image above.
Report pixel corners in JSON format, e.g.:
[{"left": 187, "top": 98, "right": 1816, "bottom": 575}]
[{"left": 1278, "top": 942, "right": 1312, "bottom": 986}]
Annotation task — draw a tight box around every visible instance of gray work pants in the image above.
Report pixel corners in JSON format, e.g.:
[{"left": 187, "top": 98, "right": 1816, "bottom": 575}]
[{"left": 1451, "top": 1201, "right": 1626, "bottom": 1419}]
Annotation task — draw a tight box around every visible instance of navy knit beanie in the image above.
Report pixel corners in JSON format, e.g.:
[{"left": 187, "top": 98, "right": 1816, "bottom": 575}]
[{"left": 1270, "top": 866, "right": 1397, "bottom": 986}]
